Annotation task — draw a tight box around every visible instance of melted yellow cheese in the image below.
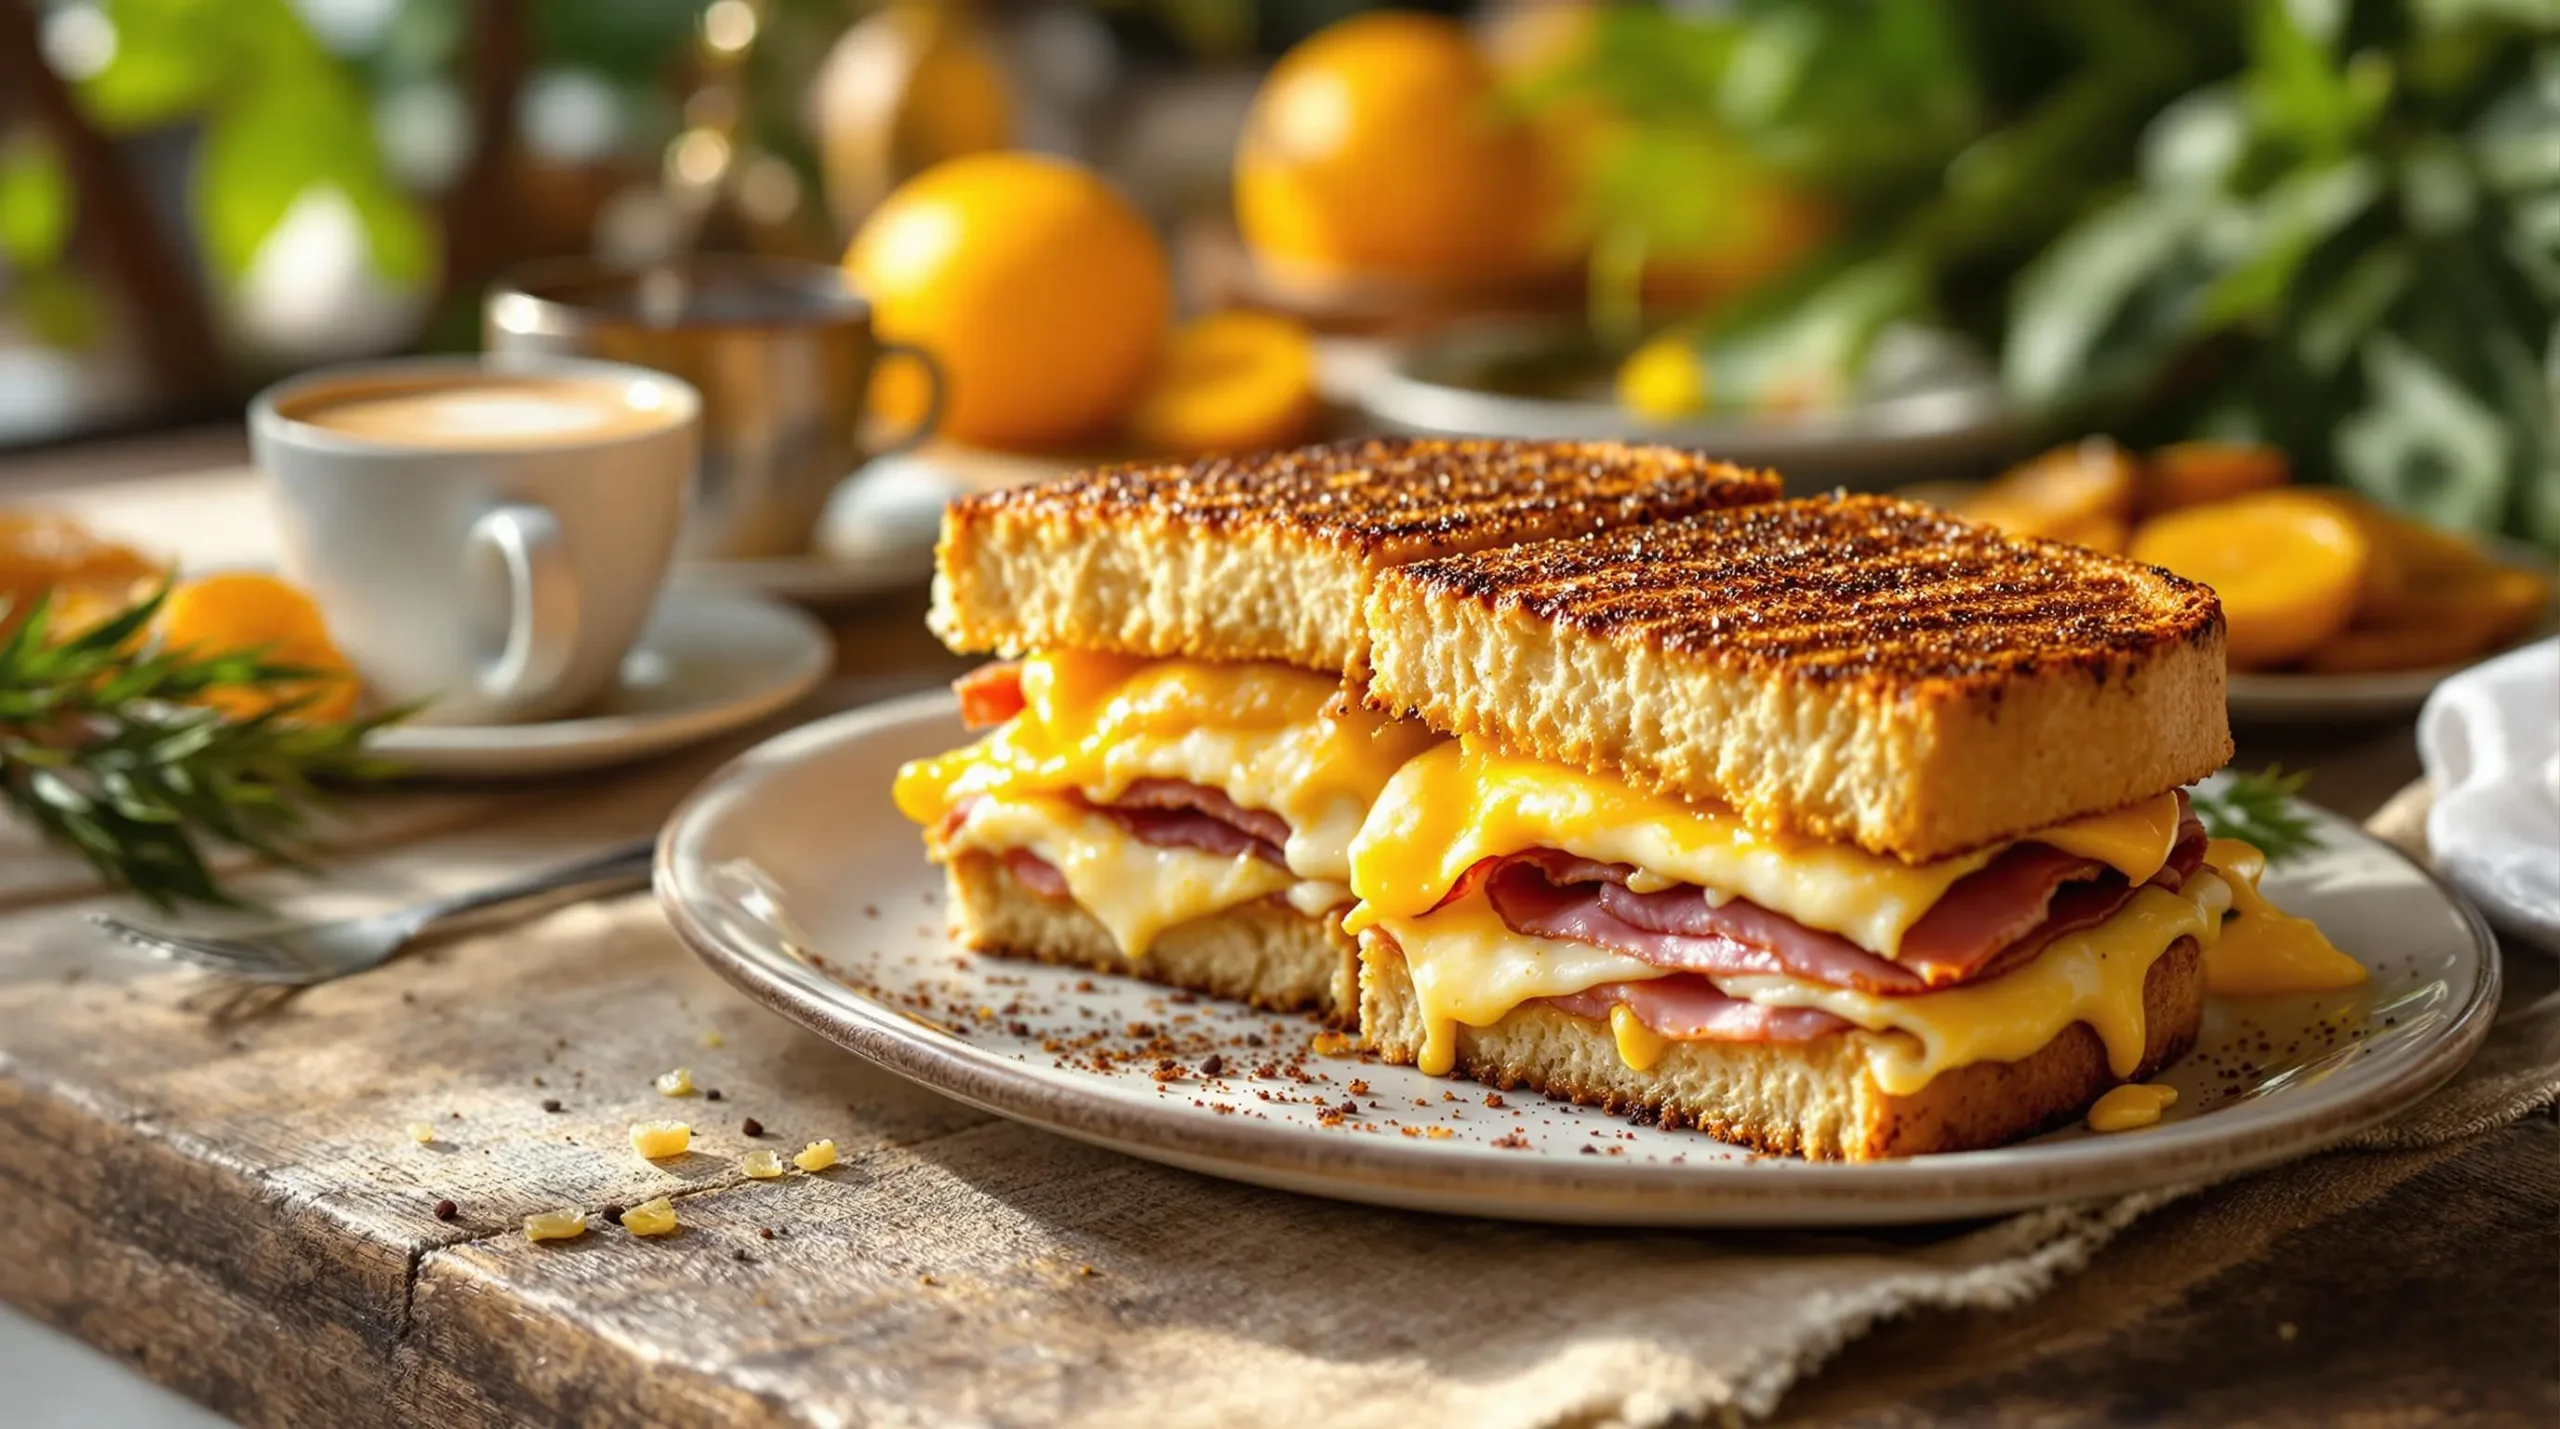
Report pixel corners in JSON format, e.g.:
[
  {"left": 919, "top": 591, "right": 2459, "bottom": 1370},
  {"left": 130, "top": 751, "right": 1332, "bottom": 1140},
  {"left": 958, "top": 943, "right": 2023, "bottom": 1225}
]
[
  {"left": 896, "top": 652, "right": 1438, "bottom": 885},
  {"left": 943, "top": 795, "right": 1295, "bottom": 957},
  {"left": 1363, "top": 898, "right": 1668, "bottom": 1075},
  {"left": 1610, "top": 1004, "right": 1674, "bottom": 1073},
  {"left": 2087, "top": 1082, "right": 2178, "bottom": 1132},
  {"left": 1344, "top": 739, "right": 2185, "bottom": 958},
  {"left": 1720, "top": 873, "right": 2231, "bottom": 1095},
  {"left": 2201, "top": 838, "right": 2368, "bottom": 996}
]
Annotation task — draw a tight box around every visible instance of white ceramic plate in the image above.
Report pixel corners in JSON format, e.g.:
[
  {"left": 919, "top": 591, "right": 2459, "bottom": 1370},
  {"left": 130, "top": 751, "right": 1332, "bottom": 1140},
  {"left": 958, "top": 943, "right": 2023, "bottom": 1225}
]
[
  {"left": 371, "top": 588, "right": 827, "bottom": 779},
  {"left": 2229, "top": 610, "right": 2560, "bottom": 726},
  {"left": 1359, "top": 321, "right": 2021, "bottom": 492},
  {"left": 657, "top": 695, "right": 2500, "bottom": 1225},
  {"left": 677, "top": 447, "right": 1073, "bottom": 607}
]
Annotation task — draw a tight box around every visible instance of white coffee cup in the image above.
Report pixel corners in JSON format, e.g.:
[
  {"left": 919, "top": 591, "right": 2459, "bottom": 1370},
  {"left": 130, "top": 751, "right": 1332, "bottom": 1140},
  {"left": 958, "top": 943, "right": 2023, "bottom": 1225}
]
[{"left": 249, "top": 355, "right": 700, "bottom": 727}]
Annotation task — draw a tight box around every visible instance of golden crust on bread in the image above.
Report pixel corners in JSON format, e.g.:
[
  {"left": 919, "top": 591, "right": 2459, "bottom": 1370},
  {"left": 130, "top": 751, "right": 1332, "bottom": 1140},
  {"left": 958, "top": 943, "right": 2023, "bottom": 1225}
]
[
  {"left": 929, "top": 438, "right": 1779, "bottom": 671},
  {"left": 947, "top": 852, "right": 1357, "bottom": 1022},
  {"left": 1364, "top": 494, "right": 2232, "bottom": 861},
  {"left": 1357, "top": 934, "right": 2205, "bottom": 1160}
]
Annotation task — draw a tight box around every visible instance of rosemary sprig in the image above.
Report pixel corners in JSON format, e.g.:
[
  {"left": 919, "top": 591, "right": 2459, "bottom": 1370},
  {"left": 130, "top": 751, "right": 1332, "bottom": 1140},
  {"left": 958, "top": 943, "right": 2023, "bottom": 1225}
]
[
  {"left": 0, "top": 584, "right": 407, "bottom": 909},
  {"left": 2191, "top": 765, "right": 2322, "bottom": 866}
]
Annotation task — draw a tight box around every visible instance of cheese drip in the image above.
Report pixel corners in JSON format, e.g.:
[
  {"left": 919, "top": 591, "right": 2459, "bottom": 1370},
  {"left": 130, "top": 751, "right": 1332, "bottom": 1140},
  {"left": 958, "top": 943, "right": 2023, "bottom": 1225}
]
[
  {"left": 896, "top": 651, "right": 1438, "bottom": 887},
  {"left": 944, "top": 796, "right": 1295, "bottom": 957},
  {"left": 2199, "top": 839, "right": 2367, "bottom": 996},
  {"left": 1345, "top": 740, "right": 2184, "bottom": 959},
  {"left": 1722, "top": 874, "right": 2232, "bottom": 1095},
  {"left": 1373, "top": 873, "right": 2234, "bottom": 1094}
]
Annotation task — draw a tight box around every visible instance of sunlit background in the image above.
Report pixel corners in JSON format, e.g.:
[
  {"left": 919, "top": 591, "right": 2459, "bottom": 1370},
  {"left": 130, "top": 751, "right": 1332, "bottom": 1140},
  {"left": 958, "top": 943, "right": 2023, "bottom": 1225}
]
[{"left": 2, "top": 0, "right": 2553, "bottom": 554}]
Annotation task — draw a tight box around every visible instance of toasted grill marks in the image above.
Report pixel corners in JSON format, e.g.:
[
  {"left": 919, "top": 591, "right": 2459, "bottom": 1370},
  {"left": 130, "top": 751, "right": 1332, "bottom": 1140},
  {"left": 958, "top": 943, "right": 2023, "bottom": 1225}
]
[
  {"left": 1364, "top": 491, "right": 2233, "bottom": 859},
  {"left": 930, "top": 437, "right": 1779, "bottom": 670},
  {"left": 953, "top": 437, "right": 1779, "bottom": 556},
  {"left": 1393, "top": 495, "right": 2222, "bottom": 692}
]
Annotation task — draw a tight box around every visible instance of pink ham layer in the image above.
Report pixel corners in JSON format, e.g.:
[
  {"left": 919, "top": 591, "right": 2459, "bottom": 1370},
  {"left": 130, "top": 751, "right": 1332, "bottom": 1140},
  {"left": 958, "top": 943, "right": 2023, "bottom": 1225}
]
[
  {"left": 1491, "top": 795, "right": 2205, "bottom": 1046},
  {"left": 950, "top": 781, "right": 1296, "bottom": 906}
]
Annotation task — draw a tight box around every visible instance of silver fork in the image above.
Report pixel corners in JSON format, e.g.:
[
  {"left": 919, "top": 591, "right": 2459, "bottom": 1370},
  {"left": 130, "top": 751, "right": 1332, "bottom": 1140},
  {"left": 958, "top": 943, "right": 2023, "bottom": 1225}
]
[{"left": 91, "top": 836, "right": 660, "bottom": 985}]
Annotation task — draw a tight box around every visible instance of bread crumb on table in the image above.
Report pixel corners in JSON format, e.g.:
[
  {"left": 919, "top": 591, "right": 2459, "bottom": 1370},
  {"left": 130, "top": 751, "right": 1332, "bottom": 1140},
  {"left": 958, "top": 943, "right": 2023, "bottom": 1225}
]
[
  {"left": 741, "top": 1149, "right": 786, "bottom": 1179},
  {"left": 655, "top": 1067, "right": 696, "bottom": 1097},
  {"left": 792, "top": 1139, "right": 838, "bottom": 1172},
  {"left": 630, "top": 1120, "right": 692, "bottom": 1158},
  {"left": 620, "top": 1198, "right": 679, "bottom": 1237},
  {"left": 406, "top": 1121, "right": 436, "bottom": 1145},
  {"left": 523, "top": 1209, "right": 587, "bottom": 1242}
]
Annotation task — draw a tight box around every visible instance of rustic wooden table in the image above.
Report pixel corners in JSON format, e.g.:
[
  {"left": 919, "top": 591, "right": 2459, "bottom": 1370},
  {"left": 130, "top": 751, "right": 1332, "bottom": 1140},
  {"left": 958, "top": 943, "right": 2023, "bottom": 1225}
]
[{"left": 1, "top": 431, "right": 2551, "bottom": 1427}]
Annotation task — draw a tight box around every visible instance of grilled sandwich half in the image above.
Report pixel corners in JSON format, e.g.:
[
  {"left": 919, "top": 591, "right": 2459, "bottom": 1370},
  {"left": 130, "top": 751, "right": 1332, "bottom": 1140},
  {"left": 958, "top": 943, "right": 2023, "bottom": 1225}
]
[
  {"left": 1347, "top": 494, "right": 2362, "bottom": 1158},
  {"left": 894, "top": 438, "right": 1780, "bottom": 1021}
]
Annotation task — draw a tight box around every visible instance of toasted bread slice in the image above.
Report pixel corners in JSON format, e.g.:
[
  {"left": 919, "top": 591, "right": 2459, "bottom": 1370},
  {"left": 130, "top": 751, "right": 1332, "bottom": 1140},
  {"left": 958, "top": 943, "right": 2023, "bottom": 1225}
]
[
  {"left": 946, "top": 852, "right": 1358, "bottom": 1023},
  {"left": 1358, "top": 935, "right": 2204, "bottom": 1160},
  {"left": 1364, "top": 494, "right": 2230, "bottom": 862},
  {"left": 929, "top": 438, "right": 1779, "bottom": 672}
]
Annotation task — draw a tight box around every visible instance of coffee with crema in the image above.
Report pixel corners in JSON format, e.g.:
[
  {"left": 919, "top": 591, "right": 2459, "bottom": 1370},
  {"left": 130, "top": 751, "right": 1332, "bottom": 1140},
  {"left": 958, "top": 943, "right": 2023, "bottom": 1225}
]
[{"left": 281, "top": 376, "right": 682, "bottom": 449}]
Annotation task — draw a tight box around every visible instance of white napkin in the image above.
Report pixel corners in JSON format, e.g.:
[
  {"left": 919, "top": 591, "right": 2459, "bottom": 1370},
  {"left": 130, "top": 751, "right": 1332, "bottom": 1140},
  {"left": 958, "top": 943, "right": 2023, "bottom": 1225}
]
[{"left": 2421, "top": 638, "right": 2560, "bottom": 952}]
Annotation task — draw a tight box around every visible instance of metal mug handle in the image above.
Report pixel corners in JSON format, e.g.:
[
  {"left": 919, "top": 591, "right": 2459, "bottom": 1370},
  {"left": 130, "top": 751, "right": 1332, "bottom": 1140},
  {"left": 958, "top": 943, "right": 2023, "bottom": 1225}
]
[
  {"left": 864, "top": 340, "right": 946, "bottom": 458},
  {"left": 465, "top": 502, "right": 579, "bottom": 714}
]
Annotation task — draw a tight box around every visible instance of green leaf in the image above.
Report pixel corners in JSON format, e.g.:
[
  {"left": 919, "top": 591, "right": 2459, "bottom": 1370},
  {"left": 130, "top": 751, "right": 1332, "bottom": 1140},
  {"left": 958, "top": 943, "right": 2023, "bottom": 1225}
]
[
  {"left": 2192, "top": 765, "right": 2322, "bottom": 865},
  {"left": 0, "top": 134, "right": 73, "bottom": 268},
  {"left": 2296, "top": 241, "right": 2415, "bottom": 374},
  {"left": 2336, "top": 330, "right": 2514, "bottom": 531},
  {"left": 2199, "top": 156, "right": 2382, "bottom": 325},
  {"left": 191, "top": 47, "right": 434, "bottom": 288},
  {"left": 14, "top": 269, "right": 107, "bottom": 352},
  {"left": 2003, "top": 193, "right": 2205, "bottom": 407},
  {"left": 76, "top": 0, "right": 240, "bottom": 128}
]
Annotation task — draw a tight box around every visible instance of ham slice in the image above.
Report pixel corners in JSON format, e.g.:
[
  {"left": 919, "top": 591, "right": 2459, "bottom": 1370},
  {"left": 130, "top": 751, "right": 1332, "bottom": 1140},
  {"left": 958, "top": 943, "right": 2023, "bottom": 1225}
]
[
  {"left": 1003, "top": 848, "right": 1071, "bottom": 900},
  {"left": 1098, "top": 779, "right": 1294, "bottom": 849},
  {"left": 955, "top": 662, "right": 1026, "bottom": 730},
  {"left": 1478, "top": 795, "right": 2210, "bottom": 1007},
  {"left": 1074, "top": 781, "right": 1290, "bottom": 867},
  {"left": 1489, "top": 862, "right": 1930, "bottom": 994},
  {"left": 1546, "top": 979, "right": 1849, "bottom": 1043}
]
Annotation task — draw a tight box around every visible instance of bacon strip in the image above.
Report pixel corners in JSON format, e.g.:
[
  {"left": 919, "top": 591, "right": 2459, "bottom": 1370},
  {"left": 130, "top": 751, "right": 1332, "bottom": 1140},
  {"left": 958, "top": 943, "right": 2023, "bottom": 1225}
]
[
  {"left": 954, "top": 662, "right": 1026, "bottom": 730},
  {"left": 1546, "top": 979, "right": 1849, "bottom": 1043}
]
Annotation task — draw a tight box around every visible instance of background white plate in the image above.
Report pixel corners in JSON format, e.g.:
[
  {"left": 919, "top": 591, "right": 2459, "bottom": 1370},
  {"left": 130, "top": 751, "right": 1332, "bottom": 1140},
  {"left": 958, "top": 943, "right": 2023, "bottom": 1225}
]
[
  {"left": 658, "top": 694, "right": 2499, "bottom": 1226},
  {"left": 371, "top": 588, "right": 827, "bottom": 779}
]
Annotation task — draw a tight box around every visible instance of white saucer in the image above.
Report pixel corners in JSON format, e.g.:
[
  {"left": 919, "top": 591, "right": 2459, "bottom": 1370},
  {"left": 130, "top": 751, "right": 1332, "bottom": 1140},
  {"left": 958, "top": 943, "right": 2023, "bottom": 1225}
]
[
  {"left": 677, "top": 446, "right": 1074, "bottom": 607},
  {"left": 657, "top": 694, "right": 2499, "bottom": 1227},
  {"left": 371, "top": 588, "right": 828, "bottom": 779}
]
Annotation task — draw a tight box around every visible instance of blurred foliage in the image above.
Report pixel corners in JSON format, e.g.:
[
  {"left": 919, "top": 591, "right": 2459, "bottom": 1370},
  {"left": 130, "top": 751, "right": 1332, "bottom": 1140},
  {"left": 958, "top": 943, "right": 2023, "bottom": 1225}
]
[
  {"left": 1531, "top": 0, "right": 2560, "bottom": 549},
  {"left": 75, "top": 0, "right": 436, "bottom": 288}
]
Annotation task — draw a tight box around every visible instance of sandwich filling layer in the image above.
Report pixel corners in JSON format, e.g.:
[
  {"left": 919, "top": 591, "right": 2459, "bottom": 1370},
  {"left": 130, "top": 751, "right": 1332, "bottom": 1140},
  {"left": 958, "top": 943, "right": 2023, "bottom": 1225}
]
[
  {"left": 1344, "top": 740, "right": 2356, "bottom": 1093},
  {"left": 896, "top": 652, "right": 1438, "bottom": 956}
]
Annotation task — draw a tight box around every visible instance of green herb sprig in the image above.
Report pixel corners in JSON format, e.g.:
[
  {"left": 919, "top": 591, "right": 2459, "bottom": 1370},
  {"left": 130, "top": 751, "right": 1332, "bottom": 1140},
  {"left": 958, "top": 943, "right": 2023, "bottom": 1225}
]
[
  {"left": 2191, "top": 764, "right": 2322, "bottom": 865},
  {"left": 0, "top": 584, "right": 406, "bottom": 909}
]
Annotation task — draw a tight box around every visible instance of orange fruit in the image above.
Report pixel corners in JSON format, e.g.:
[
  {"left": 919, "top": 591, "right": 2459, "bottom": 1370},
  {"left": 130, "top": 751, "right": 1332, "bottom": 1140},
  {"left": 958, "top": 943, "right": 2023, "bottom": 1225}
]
[
  {"left": 158, "top": 572, "right": 358, "bottom": 722},
  {"left": 1126, "top": 312, "right": 1319, "bottom": 456},
  {"left": 2142, "top": 442, "right": 2291, "bottom": 513},
  {"left": 1959, "top": 439, "right": 2140, "bottom": 543},
  {"left": 0, "top": 512, "right": 164, "bottom": 635},
  {"left": 2128, "top": 492, "right": 2371, "bottom": 670},
  {"left": 846, "top": 152, "right": 1170, "bottom": 451},
  {"left": 1235, "top": 12, "right": 1555, "bottom": 286}
]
